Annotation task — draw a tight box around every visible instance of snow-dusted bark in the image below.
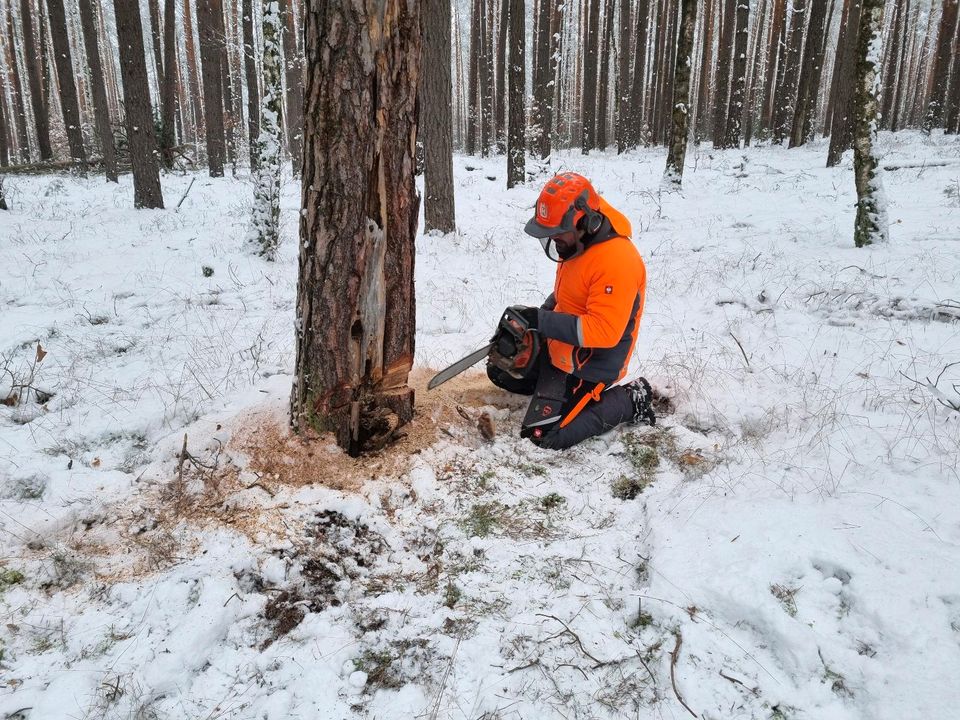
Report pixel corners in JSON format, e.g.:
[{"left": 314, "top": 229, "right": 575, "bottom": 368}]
[
  {"left": 506, "top": 0, "right": 524, "bottom": 187},
  {"left": 852, "top": 0, "right": 887, "bottom": 248},
  {"left": 664, "top": 0, "right": 696, "bottom": 184},
  {"left": 248, "top": 0, "right": 282, "bottom": 259}
]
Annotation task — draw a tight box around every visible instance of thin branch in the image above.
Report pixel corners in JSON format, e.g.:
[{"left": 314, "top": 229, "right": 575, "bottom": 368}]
[{"left": 669, "top": 632, "right": 697, "bottom": 718}]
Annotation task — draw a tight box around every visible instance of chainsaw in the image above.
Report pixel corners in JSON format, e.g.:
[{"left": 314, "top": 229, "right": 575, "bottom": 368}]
[{"left": 427, "top": 306, "right": 540, "bottom": 390}]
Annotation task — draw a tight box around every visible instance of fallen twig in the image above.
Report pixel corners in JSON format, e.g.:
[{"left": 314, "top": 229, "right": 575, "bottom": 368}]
[
  {"left": 669, "top": 632, "right": 697, "bottom": 718},
  {"left": 729, "top": 332, "right": 751, "bottom": 370},
  {"left": 176, "top": 177, "right": 196, "bottom": 210}
]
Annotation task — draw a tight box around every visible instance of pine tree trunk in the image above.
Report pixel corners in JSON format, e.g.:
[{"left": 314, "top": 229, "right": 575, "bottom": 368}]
[
  {"left": 762, "top": 0, "right": 787, "bottom": 133},
  {"left": 184, "top": 0, "right": 206, "bottom": 145},
  {"left": 925, "top": 0, "right": 959, "bottom": 130},
  {"left": 712, "top": 0, "right": 735, "bottom": 146},
  {"left": 664, "top": 0, "right": 695, "bottom": 182},
  {"left": 249, "top": 0, "right": 282, "bottom": 258},
  {"left": 161, "top": 0, "right": 178, "bottom": 166},
  {"left": 694, "top": 0, "right": 716, "bottom": 142},
  {"left": 423, "top": 0, "right": 456, "bottom": 231},
  {"left": 215, "top": 0, "right": 236, "bottom": 170},
  {"left": 826, "top": 0, "right": 861, "bottom": 166},
  {"left": 78, "top": 0, "right": 117, "bottom": 181},
  {"left": 148, "top": 0, "right": 164, "bottom": 95},
  {"left": 4, "top": 11, "right": 31, "bottom": 162},
  {"left": 242, "top": 0, "right": 260, "bottom": 168},
  {"left": 507, "top": 0, "right": 525, "bottom": 186},
  {"left": 478, "top": 0, "right": 493, "bottom": 155},
  {"left": 946, "top": 12, "right": 960, "bottom": 134},
  {"left": 743, "top": 0, "right": 768, "bottom": 146},
  {"left": 789, "top": 0, "right": 827, "bottom": 147},
  {"left": 879, "top": 0, "right": 901, "bottom": 129},
  {"left": 279, "top": 0, "right": 303, "bottom": 172},
  {"left": 615, "top": 0, "right": 632, "bottom": 153},
  {"left": 852, "top": 0, "right": 885, "bottom": 247},
  {"left": 772, "top": 0, "right": 806, "bottom": 144},
  {"left": 114, "top": 0, "right": 164, "bottom": 208},
  {"left": 580, "top": 0, "right": 600, "bottom": 152},
  {"left": 534, "top": 0, "right": 555, "bottom": 158},
  {"left": 20, "top": 0, "right": 53, "bottom": 160},
  {"left": 723, "top": 0, "right": 749, "bottom": 148},
  {"left": 887, "top": 0, "right": 909, "bottom": 131},
  {"left": 466, "top": 0, "right": 480, "bottom": 154},
  {"left": 629, "top": 0, "right": 651, "bottom": 145},
  {"left": 46, "top": 0, "right": 86, "bottom": 171},
  {"left": 0, "top": 78, "right": 8, "bottom": 165},
  {"left": 596, "top": 0, "right": 615, "bottom": 149},
  {"left": 495, "top": 0, "right": 508, "bottom": 152},
  {"left": 198, "top": 0, "right": 226, "bottom": 175},
  {"left": 291, "top": 0, "right": 421, "bottom": 456}
]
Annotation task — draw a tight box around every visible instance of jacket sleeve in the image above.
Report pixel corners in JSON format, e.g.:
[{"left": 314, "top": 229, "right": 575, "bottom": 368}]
[
  {"left": 541, "top": 293, "right": 557, "bottom": 311},
  {"left": 577, "top": 255, "right": 642, "bottom": 349}
]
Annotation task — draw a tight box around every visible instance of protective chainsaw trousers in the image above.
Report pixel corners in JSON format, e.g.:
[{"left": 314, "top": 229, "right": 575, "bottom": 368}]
[{"left": 487, "top": 355, "right": 635, "bottom": 450}]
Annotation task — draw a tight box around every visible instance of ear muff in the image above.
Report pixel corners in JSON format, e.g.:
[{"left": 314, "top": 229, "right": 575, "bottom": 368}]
[{"left": 574, "top": 193, "right": 603, "bottom": 235}]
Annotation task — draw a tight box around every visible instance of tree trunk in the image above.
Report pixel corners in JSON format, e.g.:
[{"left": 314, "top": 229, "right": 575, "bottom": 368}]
[
  {"left": 507, "top": 0, "right": 525, "bottom": 185},
  {"left": 242, "top": 0, "right": 260, "bottom": 168},
  {"left": 466, "top": 0, "right": 480, "bottom": 154},
  {"left": 184, "top": 0, "right": 206, "bottom": 145},
  {"left": 712, "top": 0, "right": 735, "bottom": 146},
  {"left": 495, "top": 0, "right": 508, "bottom": 152},
  {"left": 925, "top": 0, "right": 959, "bottom": 130},
  {"left": 215, "top": 0, "right": 236, "bottom": 170},
  {"left": 664, "top": 0, "right": 695, "bottom": 182},
  {"left": 826, "top": 0, "right": 861, "bottom": 166},
  {"left": 723, "top": 0, "right": 749, "bottom": 148},
  {"left": 148, "top": 0, "right": 164, "bottom": 96},
  {"left": 743, "top": 0, "right": 768, "bottom": 146},
  {"left": 772, "top": 0, "right": 806, "bottom": 144},
  {"left": 161, "top": 0, "right": 178, "bottom": 166},
  {"left": 291, "top": 0, "right": 421, "bottom": 456},
  {"left": 4, "top": 10, "right": 31, "bottom": 162},
  {"left": 198, "top": 0, "right": 226, "bottom": 176},
  {"left": 596, "top": 0, "right": 615, "bottom": 149},
  {"left": 581, "top": 0, "right": 600, "bottom": 152},
  {"left": 629, "top": 0, "right": 651, "bottom": 146},
  {"left": 0, "top": 76, "right": 8, "bottom": 165},
  {"left": 279, "top": 0, "right": 303, "bottom": 172},
  {"left": 789, "top": 0, "right": 827, "bottom": 147},
  {"left": 534, "top": 0, "right": 555, "bottom": 158},
  {"left": 887, "top": 0, "right": 909, "bottom": 131},
  {"left": 852, "top": 0, "right": 885, "bottom": 247},
  {"left": 480, "top": 0, "right": 494, "bottom": 155},
  {"left": 20, "top": 0, "right": 53, "bottom": 160},
  {"left": 249, "top": 0, "right": 282, "bottom": 258},
  {"left": 423, "top": 0, "right": 456, "bottom": 231},
  {"left": 45, "top": 0, "right": 86, "bottom": 171},
  {"left": 615, "top": 0, "right": 632, "bottom": 153},
  {"left": 761, "top": 0, "right": 787, "bottom": 135},
  {"left": 78, "top": 0, "right": 117, "bottom": 181},
  {"left": 113, "top": 0, "right": 164, "bottom": 208},
  {"left": 947, "top": 10, "right": 960, "bottom": 134},
  {"left": 694, "top": 0, "right": 716, "bottom": 142}
]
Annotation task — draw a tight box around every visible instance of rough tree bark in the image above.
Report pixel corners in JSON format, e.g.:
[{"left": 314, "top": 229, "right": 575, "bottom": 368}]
[
  {"left": 506, "top": 0, "right": 525, "bottom": 186},
  {"left": 161, "top": 0, "right": 178, "bottom": 166},
  {"left": 291, "top": 0, "right": 421, "bottom": 456},
  {"left": 422, "top": 0, "right": 456, "bottom": 231},
  {"left": 581, "top": 0, "right": 600, "bottom": 153},
  {"left": 723, "top": 0, "right": 750, "bottom": 148},
  {"left": 762, "top": 0, "right": 787, "bottom": 133},
  {"left": 789, "top": 0, "right": 828, "bottom": 147},
  {"left": 664, "top": 0, "right": 695, "bottom": 182},
  {"left": 242, "top": 0, "right": 260, "bottom": 168},
  {"left": 20, "top": 0, "right": 53, "bottom": 160},
  {"left": 479, "top": 0, "right": 494, "bottom": 155},
  {"left": 198, "top": 0, "right": 226, "bottom": 175},
  {"left": 629, "top": 0, "right": 651, "bottom": 145},
  {"left": 694, "top": 0, "right": 716, "bottom": 142},
  {"left": 466, "top": 0, "right": 480, "bottom": 154},
  {"left": 534, "top": 0, "right": 555, "bottom": 159},
  {"left": 46, "top": 0, "right": 87, "bottom": 171},
  {"left": 925, "top": 0, "right": 959, "bottom": 130},
  {"left": 615, "top": 0, "right": 631, "bottom": 153},
  {"left": 114, "top": 0, "right": 164, "bottom": 208},
  {"left": 4, "top": 10, "right": 31, "bottom": 162},
  {"left": 826, "top": 0, "right": 861, "bottom": 166},
  {"left": 595, "top": 0, "right": 615, "bottom": 148},
  {"left": 214, "top": 0, "right": 236, "bottom": 170},
  {"left": 772, "top": 0, "right": 806, "bottom": 143},
  {"left": 248, "top": 0, "right": 282, "bottom": 258},
  {"left": 495, "top": 0, "right": 507, "bottom": 151},
  {"left": 78, "top": 0, "right": 117, "bottom": 181},
  {"left": 852, "top": 0, "right": 885, "bottom": 247},
  {"left": 148, "top": 0, "right": 164, "bottom": 93},
  {"left": 712, "top": 0, "right": 736, "bottom": 146}
]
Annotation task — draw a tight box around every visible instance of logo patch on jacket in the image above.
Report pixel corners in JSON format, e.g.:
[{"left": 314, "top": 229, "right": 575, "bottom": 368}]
[
  {"left": 539, "top": 202, "right": 548, "bottom": 218},
  {"left": 605, "top": 285, "right": 613, "bottom": 294}
]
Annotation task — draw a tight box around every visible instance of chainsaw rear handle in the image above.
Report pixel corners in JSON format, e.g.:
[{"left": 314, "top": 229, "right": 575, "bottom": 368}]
[{"left": 490, "top": 306, "right": 540, "bottom": 379}]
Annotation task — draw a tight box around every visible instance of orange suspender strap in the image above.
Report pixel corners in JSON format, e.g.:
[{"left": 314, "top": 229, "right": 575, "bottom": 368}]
[{"left": 558, "top": 382, "right": 606, "bottom": 429}]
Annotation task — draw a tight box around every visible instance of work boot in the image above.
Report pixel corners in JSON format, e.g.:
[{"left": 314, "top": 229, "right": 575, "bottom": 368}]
[{"left": 627, "top": 377, "right": 656, "bottom": 426}]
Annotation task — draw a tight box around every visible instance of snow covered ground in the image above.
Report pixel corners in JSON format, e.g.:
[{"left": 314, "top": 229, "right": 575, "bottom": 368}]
[{"left": 1, "top": 131, "right": 959, "bottom": 720}]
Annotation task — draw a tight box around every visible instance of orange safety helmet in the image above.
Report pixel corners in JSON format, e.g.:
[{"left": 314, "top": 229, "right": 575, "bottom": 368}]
[{"left": 524, "top": 172, "right": 603, "bottom": 239}]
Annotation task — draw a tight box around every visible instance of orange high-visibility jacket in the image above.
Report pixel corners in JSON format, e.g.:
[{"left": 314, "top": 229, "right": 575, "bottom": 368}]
[{"left": 539, "top": 197, "right": 646, "bottom": 384}]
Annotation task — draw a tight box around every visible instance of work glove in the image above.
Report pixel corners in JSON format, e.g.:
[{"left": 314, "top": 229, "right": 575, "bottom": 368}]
[{"left": 511, "top": 305, "right": 540, "bottom": 331}]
